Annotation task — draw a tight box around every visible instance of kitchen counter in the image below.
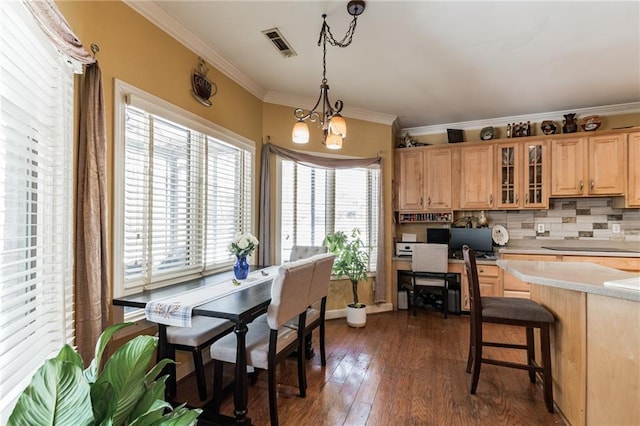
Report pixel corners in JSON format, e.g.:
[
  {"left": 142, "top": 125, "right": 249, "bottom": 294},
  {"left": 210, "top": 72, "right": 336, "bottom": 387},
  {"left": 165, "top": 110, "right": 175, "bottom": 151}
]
[
  {"left": 496, "top": 239, "right": 640, "bottom": 257},
  {"left": 496, "top": 259, "right": 640, "bottom": 426},
  {"left": 497, "top": 259, "right": 640, "bottom": 301}
]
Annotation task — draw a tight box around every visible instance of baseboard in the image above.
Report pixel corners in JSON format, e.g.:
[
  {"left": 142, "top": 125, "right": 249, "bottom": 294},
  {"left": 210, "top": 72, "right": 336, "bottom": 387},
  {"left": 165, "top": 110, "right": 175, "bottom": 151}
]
[{"left": 325, "top": 302, "right": 394, "bottom": 320}]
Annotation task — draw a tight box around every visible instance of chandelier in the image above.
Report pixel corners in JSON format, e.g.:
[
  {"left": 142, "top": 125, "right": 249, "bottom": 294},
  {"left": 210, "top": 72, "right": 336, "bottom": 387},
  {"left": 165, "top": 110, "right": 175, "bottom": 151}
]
[{"left": 292, "top": 0, "right": 366, "bottom": 150}]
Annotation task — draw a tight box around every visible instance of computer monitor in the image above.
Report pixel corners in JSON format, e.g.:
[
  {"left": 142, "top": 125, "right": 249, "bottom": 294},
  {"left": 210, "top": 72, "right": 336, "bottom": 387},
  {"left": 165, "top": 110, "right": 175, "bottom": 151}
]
[
  {"left": 449, "top": 228, "right": 493, "bottom": 252},
  {"left": 426, "top": 228, "right": 449, "bottom": 245}
]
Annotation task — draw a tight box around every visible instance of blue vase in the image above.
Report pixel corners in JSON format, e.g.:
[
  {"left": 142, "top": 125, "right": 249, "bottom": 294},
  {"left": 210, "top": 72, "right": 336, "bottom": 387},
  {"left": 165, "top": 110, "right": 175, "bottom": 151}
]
[{"left": 233, "top": 255, "right": 249, "bottom": 280}]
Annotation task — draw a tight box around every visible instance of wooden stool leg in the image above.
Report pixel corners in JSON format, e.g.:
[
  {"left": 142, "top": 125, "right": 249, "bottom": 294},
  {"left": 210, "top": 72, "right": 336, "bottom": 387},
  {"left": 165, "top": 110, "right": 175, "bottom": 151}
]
[
  {"left": 466, "top": 321, "right": 474, "bottom": 374},
  {"left": 470, "top": 325, "right": 483, "bottom": 394},
  {"left": 540, "top": 324, "right": 554, "bottom": 413},
  {"left": 193, "top": 349, "right": 208, "bottom": 401},
  {"left": 526, "top": 327, "right": 536, "bottom": 383},
  {"left": 212, "top": 360, "right": 224, "bottom": 414}
]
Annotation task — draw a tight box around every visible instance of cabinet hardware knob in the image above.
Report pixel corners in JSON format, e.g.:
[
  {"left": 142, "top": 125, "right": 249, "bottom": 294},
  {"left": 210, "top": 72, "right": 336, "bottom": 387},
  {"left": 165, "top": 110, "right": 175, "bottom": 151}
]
[
  {"left": 489, "top": 194, "right": 493, "bottom": 206},
  {"left": 580, "top": 180, "right": 584, "bottom": 190},
  {"left": 515, "top": 193, "right": 519, "bottom": 204},
  {"left": 427, "top": 196, "right": 431, "bottom": 206},
  {"left": 590, "top": 180, "right": 594, "bottom": 191},
  {"left": 420, "top": 196, "right": 423, "bottom": 206}
]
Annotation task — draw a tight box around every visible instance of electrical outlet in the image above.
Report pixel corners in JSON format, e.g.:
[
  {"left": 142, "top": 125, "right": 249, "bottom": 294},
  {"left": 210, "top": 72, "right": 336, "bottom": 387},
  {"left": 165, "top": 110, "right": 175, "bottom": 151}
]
[
  {"left": 612, "top": 224, "right": 621, "bottom": 234},
  {"left": 537, "top": 223, "right": 545, "bottom": 233}
]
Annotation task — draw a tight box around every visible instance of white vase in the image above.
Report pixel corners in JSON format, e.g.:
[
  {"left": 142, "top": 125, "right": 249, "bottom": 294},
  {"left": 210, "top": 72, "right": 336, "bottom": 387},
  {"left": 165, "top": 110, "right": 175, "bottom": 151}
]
[{"left": 346, "top": 304, "right": 367, "bottom": 328}]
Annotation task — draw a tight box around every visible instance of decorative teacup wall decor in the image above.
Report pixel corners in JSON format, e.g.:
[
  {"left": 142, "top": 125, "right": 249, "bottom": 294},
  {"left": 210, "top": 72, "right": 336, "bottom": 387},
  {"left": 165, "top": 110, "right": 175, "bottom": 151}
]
[{"left": 562, "top": 113, "right": 578, "bottom": 133}]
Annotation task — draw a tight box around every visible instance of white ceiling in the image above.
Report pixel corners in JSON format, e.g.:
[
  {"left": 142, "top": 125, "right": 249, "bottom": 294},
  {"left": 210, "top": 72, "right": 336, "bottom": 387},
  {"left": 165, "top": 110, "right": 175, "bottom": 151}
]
[{"left": 130, "top": 1, "right": 640, "bottom": 133}]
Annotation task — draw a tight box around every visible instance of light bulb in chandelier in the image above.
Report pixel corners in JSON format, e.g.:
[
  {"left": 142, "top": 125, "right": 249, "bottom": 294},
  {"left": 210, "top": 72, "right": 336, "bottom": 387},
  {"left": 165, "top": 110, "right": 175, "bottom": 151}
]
[
  {"left": 325, "top": 132, "right": 343, "bottom": 150},
  {"left": 329, "top": 114, "right": 347, "bottom": 137},
  {"left": 292, "top": 120, "right": 310, "bottom": 144}
]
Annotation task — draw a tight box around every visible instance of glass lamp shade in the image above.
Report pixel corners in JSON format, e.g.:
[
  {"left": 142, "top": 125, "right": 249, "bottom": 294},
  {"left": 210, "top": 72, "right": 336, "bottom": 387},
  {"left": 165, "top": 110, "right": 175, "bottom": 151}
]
[
  {"left": 292, "top": 121, "right": 310, "bottom": 144},
  {"left": 325, "top": 132, "right": 343, "bottom": 150},
  {"left": 329, "top": 114, "right": 347, "bottom": 137}
]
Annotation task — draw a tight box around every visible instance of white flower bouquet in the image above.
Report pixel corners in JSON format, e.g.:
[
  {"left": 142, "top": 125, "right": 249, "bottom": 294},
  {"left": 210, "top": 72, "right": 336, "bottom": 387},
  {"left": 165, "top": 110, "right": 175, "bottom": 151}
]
[{"left": 229, "top": 232, "right": 259, "bottom": 257}]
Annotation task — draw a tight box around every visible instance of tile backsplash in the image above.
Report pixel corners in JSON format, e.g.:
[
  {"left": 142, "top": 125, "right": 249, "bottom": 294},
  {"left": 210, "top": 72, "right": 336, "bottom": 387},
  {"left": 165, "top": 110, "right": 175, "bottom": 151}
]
[{"left": 487, "top": 198, "right": 640, "bottom": 242}]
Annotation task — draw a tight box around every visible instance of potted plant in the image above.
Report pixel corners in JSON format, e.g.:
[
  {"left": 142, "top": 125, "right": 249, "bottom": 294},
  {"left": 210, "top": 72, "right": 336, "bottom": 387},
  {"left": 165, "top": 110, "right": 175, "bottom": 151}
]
[
  {"left": 323, "top": 228, "right": 370, "bottom": 327},
  {"left": 8, "top": 323, "right": 201, "bottom": 426}
]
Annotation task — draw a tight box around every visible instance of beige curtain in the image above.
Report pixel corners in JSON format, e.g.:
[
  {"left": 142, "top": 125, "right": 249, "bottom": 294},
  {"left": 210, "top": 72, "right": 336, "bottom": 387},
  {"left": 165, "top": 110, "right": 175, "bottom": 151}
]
[
  {"left": 23, "top": 0, "right": 109, "bottom": 361},
  {"left": 259, "top": 143, "right": 386, "bottom": 303},
  {"left": 75, "top": 64, "right": 109, "bottom": 361}
]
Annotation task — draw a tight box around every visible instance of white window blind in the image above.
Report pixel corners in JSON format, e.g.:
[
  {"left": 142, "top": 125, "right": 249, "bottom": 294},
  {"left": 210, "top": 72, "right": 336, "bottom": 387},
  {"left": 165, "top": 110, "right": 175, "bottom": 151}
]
[
  {"left": 115, "top": 83, "right": 255, "bottom": 296},
  {"left": 0, "top": 1, "right": 74, "bottom": 422},
  {"left": 279, "top": 161, "right": 379, "bottom": 269}
]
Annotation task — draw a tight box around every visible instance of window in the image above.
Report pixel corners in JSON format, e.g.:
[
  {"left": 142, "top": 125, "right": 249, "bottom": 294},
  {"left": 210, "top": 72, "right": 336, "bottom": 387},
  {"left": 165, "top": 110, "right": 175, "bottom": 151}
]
[
  {"left": 279, "top": 160, "right": 379, "bottom": 269},
  {"left": 0, "top": 1, "right": 74, "bottom": 421},
  {"left": 114, "top": 81, "right": 254, "bottom": 298}
]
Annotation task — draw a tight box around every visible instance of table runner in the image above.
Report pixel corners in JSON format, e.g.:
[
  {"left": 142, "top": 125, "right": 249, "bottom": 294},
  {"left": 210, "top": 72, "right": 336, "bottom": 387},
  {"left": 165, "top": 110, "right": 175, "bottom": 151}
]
[{"left": 145, "top": 266, "right": 279, "bottom": 327}]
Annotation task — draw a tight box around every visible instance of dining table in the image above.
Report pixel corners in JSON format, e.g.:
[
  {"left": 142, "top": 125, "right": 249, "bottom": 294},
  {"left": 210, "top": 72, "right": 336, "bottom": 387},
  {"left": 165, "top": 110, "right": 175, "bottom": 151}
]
[{"left": 112, "top": 266, "right": 274, "bottom": 426}]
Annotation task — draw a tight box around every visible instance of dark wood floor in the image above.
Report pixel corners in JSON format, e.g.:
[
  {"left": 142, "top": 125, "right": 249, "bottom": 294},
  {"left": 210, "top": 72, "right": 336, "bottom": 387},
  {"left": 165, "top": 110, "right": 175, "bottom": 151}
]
[{"left": 176, "top": 310, "right": 566, "bottom": 425}]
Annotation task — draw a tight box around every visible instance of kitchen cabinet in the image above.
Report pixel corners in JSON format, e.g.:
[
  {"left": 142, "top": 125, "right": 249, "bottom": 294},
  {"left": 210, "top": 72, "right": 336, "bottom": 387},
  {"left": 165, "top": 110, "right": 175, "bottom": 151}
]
[
  {"left": 550, "top": 134, "right": 627, "bottom": 197},
  {"left": 459, "top": 144, "right": 495, "bottom": 209},
  {"left": 396, "top": 146, "right": 452, "bottom": 211},
  {"left": 460, "top": 263, "right": 501, "bottom": 310},
  {"left": 397, "top": 149, "right": 424, "bottom": 210},
  {"left": 496, "top": 140, "right": 548, "bottom": 209},
  {"left": 626, "top": 132, "right": 640, "bottom": 207}
]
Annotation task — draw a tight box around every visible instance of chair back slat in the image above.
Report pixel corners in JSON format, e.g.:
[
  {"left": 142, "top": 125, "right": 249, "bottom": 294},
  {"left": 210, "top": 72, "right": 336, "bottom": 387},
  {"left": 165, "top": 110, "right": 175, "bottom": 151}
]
[
  {"left": 462, "top": 245, "right": 483, "bottom": 323},
  {"left": 307, "top": 253, "right": 335, "bottom": 305},
  {"left": 267, "top": 260, "right": 314, "bottom": 330}
]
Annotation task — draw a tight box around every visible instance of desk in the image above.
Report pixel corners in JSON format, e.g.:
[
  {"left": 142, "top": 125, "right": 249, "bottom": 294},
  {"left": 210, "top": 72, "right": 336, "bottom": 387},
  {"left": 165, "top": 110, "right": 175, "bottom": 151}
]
[{"left": 113, "top": 269, "right": 273, "bottom": 426}]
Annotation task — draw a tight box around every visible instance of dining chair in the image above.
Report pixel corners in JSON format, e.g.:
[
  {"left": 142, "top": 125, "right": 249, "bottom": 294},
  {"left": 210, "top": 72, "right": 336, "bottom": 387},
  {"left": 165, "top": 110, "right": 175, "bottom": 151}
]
[
  {"left": 289, "top": 245, "right": 328, "bottom": 261},
  {"left": 210, "top": 259, "right": 314, "bottom": 426},
  {"left": 462, "top": 245, "right": 555, "bottom": 413},
  {"left": 410, "top": 243, "right": 450, "bottom": 318},
  {"left": 164, "top": 316, "right": 234, "bottom": 401},
  {"left": 285, "top": 253, "right": 335, "bottom": 366}
]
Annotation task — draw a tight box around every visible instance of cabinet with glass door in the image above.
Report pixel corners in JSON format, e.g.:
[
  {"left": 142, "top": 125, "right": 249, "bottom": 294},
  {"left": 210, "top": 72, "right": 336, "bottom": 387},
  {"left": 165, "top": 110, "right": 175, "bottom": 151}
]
[{"left": 496, "top": 140, "right": 548, "bottom": 209}]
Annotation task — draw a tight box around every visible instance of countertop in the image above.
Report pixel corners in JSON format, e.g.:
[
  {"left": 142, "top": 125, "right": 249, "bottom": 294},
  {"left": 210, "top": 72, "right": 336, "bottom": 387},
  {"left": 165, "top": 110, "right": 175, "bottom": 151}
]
[
  {"left": 496, "top": 240, "right": 640, "bottom": 257},
  {"left": 497, "top": 259, "right": 640, "bottom": 301}
]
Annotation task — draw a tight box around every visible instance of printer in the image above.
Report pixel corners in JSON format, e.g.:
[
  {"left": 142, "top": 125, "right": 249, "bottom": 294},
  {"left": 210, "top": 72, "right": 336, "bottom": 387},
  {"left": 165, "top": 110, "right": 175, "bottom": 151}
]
[{"left": 395, "top": 242, "right": 416, "bottom": 257}]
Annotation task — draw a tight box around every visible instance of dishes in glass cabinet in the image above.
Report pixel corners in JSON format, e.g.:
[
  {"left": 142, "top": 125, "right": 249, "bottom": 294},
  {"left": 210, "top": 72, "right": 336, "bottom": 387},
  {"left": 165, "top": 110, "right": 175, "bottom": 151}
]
[
  {"left": 540, "top": 120, "right": 557, "bottom": 135},
  {"left": 581, "top": 115, "right": 602, "bottom": 132},
  {"left": 480, "top": 126, "right": 494, "bottom": 140}
]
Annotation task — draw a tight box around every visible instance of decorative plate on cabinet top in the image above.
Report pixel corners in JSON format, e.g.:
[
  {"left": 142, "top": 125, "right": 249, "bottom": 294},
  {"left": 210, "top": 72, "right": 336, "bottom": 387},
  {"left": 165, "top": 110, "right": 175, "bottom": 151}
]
[
  {"left": 581, "top": 115, "right": 602, "bottom": 131},
  {"left": 480, "top": 126, "right": 494, "bottom": 140},
  {"left": 540, "top": 120, "right": 557, "bottom": 135},
  {"left": 492, "top": 225, "right": 509, "bottom": 246}
]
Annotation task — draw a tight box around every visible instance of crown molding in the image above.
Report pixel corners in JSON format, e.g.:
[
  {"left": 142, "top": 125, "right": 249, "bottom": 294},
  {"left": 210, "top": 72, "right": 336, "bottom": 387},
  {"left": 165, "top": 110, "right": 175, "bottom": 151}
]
[
  {"left": 402, "top": 102, "right": 640, "bottom": 136},
  {"left": 124, "top": 0, "right": 266, "bottom": 100},
  {"left": 264, "top": 91, "right": 397, "bottom": 126}
]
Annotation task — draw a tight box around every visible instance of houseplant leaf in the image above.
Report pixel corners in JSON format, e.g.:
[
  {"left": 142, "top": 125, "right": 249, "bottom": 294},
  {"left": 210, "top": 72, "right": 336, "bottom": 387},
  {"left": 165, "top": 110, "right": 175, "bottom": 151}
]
[
  {"left": 90, "top": 381, "right": 117, "bottom": 426},
  {"left": 7, "top": 358, "right": 94, "bottom": 426},
  {"left": 95, "top": 334, "right": 157, "bottom": 426},
  {"left": 85, "top": 322, "right": 134, "bottom": 383}
]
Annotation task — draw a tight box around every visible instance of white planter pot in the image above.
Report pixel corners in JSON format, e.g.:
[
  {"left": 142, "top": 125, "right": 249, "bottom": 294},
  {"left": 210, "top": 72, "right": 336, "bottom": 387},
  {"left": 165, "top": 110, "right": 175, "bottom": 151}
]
[{"left": 346, "top": 304, "right": 367, "bottom": 328}]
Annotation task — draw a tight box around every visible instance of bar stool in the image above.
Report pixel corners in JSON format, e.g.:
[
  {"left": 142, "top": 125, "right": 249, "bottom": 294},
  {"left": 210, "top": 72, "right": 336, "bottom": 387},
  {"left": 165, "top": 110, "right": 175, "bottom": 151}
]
[{"left": 463, "top": 245, "right": 555, "bottom": 413}]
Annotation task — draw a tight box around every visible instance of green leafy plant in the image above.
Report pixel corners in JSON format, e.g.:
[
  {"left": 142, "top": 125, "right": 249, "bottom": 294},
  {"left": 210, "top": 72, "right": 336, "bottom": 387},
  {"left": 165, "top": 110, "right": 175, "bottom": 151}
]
[
  {"left": 323, "top": 228, "right": 369, "bottom": 307},
  {"left": 8, "top": 323, "right": 201, "bottom": 426}
]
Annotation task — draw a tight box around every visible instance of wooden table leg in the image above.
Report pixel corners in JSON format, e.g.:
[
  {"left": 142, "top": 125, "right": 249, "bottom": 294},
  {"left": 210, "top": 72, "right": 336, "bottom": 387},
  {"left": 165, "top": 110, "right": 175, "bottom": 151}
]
[{"left": 233, "top": 322, "right": 251, "bottom": 425}]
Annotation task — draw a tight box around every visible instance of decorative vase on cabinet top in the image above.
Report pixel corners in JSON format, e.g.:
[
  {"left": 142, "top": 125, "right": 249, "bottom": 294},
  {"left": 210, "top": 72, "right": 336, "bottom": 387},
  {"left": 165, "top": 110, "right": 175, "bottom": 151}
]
[{"left": 562, "top": 113, "right": 578, "bottom": 133}]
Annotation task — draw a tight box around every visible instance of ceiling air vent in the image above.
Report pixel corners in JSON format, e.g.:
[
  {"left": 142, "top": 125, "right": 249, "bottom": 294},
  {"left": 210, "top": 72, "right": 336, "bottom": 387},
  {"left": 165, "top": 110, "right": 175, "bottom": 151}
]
[{"left": 262, "top": 27, "right": 297, "bottom": 58}]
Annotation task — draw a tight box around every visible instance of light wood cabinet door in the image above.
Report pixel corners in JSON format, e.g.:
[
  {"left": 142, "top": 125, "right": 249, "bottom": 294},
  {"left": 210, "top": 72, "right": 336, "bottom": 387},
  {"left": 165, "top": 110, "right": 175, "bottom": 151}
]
[
  {"left": 587, "top": 134, "right": 626, "bottom": 195},
  {"left": 496, "top": 142, "right": 521, "bottom": 209},
  {"left": 460, "top": 144, "right": 495, "bottom": 209},
  {"left": 424, "top": 147, "right": 452, "bottom": 209},
  {"left": 501, "top": 254, "right": 558, "bottom": 298},
  {"left": 550, "top": 137, "right": 587, "bottom": 196},
  {"left": 628, "top": 132, "right": 640, "bottom": 207},
  {"left": 497, "top": 141, "right": 548, "bottom": 209},
  {"left": 398, "top": 149, "right": 425, "bottom": 210}
]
